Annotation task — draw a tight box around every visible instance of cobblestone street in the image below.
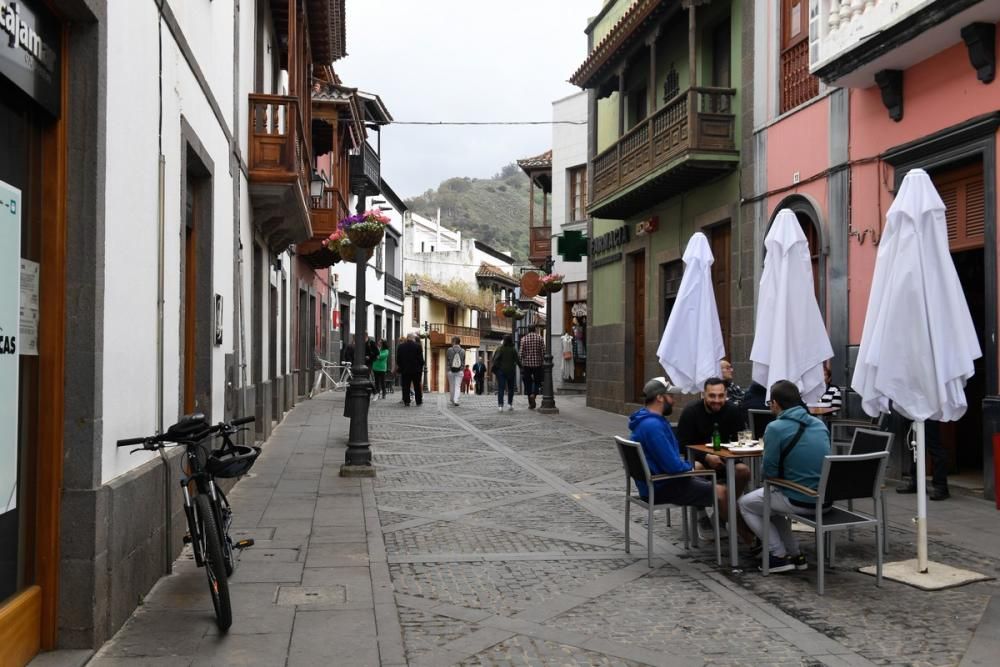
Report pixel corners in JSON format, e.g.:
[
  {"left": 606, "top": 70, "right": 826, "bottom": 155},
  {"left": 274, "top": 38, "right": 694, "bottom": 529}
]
[{"left": 86, "top": 391, "right": 1000, "bottom": 666}]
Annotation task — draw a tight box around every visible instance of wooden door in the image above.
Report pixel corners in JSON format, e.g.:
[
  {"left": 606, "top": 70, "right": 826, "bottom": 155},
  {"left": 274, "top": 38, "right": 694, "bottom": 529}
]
[
  {"left": 779, "top": 0, "right": 817, "bottom": 113},
  {"left": 932, "top": 162, "right": 986, "bottom": 474},
  {"left": 709, "top": 225, "right": 731, "bottom": 358},
  {"left": 633, "top": 253, "right": 646, "bottom": 401}
]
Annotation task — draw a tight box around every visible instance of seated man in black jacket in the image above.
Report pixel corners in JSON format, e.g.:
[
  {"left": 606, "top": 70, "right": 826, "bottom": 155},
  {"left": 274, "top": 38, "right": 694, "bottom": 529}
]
[{"left": 676, "top": 377, "right": 751, "bottom": 541}]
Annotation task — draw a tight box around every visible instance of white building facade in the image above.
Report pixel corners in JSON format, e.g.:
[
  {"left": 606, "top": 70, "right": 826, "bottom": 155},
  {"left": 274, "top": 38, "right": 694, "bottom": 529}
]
[{"left": 550, "top": 91, "right": 590, "bottom": 387}]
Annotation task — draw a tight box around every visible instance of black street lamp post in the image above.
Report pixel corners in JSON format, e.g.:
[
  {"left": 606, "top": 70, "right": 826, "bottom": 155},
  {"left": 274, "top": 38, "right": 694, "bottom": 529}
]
[
  {"left": 537, "top": 256, "right": 559, "bottom": 415},
  {"left": 422, "top": 321, "right": 430, "bottom": 391},
  {"left": 342, "top": 198, "right": 375, "bottom": 476}
]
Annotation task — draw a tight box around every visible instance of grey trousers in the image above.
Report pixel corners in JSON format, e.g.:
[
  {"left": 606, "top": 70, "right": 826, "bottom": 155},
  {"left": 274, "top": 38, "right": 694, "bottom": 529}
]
[{"left": 739, "top": 487, "right": 815, "bottom": 558}]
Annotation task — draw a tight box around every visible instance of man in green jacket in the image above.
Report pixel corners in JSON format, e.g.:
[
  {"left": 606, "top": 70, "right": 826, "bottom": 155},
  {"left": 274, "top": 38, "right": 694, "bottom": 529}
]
[{"left": 738, "top": 380, "right": 830, "bottom": 573}]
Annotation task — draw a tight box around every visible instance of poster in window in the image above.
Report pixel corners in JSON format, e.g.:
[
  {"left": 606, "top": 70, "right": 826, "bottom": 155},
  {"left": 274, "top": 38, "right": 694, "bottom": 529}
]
[{"left": 1, "top": 181, "right": 22, "bottom": 513}]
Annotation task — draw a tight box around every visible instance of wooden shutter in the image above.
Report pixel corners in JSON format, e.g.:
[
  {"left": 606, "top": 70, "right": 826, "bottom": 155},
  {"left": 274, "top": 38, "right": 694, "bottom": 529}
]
[{"left": 932, "top": 163, "right": 985, "bottom": 252}]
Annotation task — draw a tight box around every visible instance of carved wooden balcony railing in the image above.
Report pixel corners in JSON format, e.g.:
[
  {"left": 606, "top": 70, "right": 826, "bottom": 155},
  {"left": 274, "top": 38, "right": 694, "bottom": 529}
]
[
  {"left": 478, "top": 314, "right": 513, "bottom": 336},
  {"left": 590, "top": 87, "right": 737, "bottom": 218},
  {"left": 385, "top": 274, "right": 404, "bottom": 301},
  {"left": 248, "top": 93, "right": 313, "bottom": 251},
  {"left": 309, "top": 186, "right": 350, "bottom": 239},
  {"left": 428, "top": 323, "right": 481, "bottom": 348}
]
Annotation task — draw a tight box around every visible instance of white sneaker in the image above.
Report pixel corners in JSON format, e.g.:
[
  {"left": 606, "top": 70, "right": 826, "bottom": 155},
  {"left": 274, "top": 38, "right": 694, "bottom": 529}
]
[
  {"left": 498, "top": 406, "right": 504, "bottom": 412},
  {"left": 506, "top": 405, "right": 514, "bottom": 412}
]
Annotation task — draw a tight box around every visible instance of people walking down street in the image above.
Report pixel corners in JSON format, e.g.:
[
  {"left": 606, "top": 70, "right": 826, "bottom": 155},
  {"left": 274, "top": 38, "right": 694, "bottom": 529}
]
[
  {"left": 472, "top": 355, "right": 487, "bottom": 395},
  {"left": 721, "top": 359, "right": 744, "bottom": 404},
  {"left": 492, "top": 335, "right": 520, "bottom": 412},
  {"left": 629, "top": 377, "right": 725, "bottom": 515},
  {"left": 396, "top": 333, "right": 424, "bottom": 407},
  {"left": 447, "top": 337, "right": 465, "bottom": 406},
  {"left": 676, "top": 377, "right": 751, "bottom": 542},
  {"left": 738, "top": 380, "right": 831, "bottom": 573},
  {"left": 372, "top": 339, "right": 390, "bottom": 400},
  {"left": 518, "top": 325, "right": 545, "bottom": 409},
  {"left": 462, "top": 365, "right": 472, "bottom": 394}
]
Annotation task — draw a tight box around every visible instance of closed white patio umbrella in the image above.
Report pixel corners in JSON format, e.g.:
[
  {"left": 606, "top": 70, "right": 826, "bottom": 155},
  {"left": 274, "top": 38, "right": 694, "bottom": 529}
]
[
  {"left": 750, "top": 209, "right": 832, "bottom": 404},
  {"left": 852, "top": 168, "right": 982, "bottom": 575},
  {"left": 656, "top": 232, "right": 725, "bottom": 393}
]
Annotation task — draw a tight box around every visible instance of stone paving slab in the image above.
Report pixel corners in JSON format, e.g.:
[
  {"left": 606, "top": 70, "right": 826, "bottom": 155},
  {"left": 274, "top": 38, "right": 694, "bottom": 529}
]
[{"left": 87, "top": 391, "right": 1000, "bottom": 666}]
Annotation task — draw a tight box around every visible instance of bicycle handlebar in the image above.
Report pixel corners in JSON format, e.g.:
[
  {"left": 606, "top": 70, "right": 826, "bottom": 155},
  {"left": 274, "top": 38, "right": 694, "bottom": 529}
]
[
  {"left": 116, "top": 415, "right": 256, "bottom": 451},
  {"left": 116, "top": 436, "right": 151, "bottom": 447}
]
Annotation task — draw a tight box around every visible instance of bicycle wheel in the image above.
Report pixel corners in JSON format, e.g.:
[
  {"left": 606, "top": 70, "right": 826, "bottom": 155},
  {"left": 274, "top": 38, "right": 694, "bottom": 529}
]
[
  {"left": 195, "top": 494, "right": 232, "bottom": 631},
  {"left": 213, "top": 488, "right": 236, "bottom": 577}
]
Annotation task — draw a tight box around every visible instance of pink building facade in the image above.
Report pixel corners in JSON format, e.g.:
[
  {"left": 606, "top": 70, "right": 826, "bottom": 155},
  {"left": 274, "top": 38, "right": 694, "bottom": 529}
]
[{"left": 754, "top": 1, "right": 1000, "bottom": 498}]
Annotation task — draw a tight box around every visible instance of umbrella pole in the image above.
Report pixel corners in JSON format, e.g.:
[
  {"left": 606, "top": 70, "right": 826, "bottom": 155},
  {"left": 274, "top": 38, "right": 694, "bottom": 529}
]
[{"left": 914, "top": 420, "right": 929, "bottom": 573}]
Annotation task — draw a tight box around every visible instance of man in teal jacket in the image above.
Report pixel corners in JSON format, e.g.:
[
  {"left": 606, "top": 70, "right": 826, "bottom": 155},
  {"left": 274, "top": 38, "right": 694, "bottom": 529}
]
[{"left": 738, "top": 380, "right": 830, "bottom": 573}]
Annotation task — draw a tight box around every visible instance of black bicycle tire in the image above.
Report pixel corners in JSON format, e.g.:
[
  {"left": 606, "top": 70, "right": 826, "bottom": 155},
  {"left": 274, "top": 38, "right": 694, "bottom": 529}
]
[
  {"left": 212, "top": 486, "right": 236, "bottom": 577},
  {"left": 195, "top": 494, "right": 232, "bottom": 631}
]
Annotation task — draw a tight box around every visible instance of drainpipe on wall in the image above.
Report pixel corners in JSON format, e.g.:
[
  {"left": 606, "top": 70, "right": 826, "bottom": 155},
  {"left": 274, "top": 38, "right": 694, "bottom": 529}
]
[{"left": 155, "top": 0, "right": 171, "bottom": 575}]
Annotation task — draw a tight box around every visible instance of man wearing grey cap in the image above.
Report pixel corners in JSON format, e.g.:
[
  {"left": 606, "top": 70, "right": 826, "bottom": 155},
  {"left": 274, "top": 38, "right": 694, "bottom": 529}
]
[{"left": 628, "top": 377, "right": 725, "bottom": 511}]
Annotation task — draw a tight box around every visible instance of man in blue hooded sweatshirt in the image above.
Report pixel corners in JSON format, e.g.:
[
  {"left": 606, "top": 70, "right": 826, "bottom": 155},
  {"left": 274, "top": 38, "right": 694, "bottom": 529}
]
[{"left": 629, "top": 377, "right": 724, "bottom": 512}]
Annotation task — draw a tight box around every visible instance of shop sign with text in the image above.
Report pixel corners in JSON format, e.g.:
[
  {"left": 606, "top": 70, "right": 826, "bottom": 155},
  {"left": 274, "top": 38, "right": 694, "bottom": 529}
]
[{"left": 0, "top": 0, "right": 61, "bottom": 117}]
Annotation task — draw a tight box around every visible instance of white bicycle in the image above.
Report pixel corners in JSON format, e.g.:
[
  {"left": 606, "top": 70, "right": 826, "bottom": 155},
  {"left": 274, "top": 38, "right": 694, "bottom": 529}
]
[{"left": 310, "top": 359, "right": 353, "bottom": 398}]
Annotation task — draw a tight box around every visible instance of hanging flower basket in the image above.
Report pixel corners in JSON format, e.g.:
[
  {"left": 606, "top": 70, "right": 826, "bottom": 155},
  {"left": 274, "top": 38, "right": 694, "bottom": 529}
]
[
  {"left": 502, "top": 305, "right": 520, "bottom": 318},
  {"left": 339, "top": 238, "right": 373, "bottom": 263},
  {"left": 510, "top": 310, "right": 526, "bottom": 320},
  {"left": 308, "top": 245, "right": 341, "bottom": 268},
  {"left": 339, "top": 209, "right": 391, "bottom": 249},
  {"left": 539, "top": 273, "right": 565, "bottom": 295}
]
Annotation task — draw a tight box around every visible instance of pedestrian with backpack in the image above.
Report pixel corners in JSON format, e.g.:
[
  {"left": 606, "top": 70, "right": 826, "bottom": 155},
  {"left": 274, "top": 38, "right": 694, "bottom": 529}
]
[{"left": 446, "top": 337, "right": 465, "bottom": 406}]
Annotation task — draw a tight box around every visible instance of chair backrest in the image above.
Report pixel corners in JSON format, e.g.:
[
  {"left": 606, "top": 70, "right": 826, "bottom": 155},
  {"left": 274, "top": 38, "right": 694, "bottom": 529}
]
[
  {"left": 614, "top": 436, "right": 652, "bottom": 487},
  {"left": 818, "top": 451, "right": 889, "bottom": 503},
  {"left": 849, "top": 428, "right": 893, "bottom": 456},
  {"left": 748, "top": 409, "right": 776, "bottom": 440}
]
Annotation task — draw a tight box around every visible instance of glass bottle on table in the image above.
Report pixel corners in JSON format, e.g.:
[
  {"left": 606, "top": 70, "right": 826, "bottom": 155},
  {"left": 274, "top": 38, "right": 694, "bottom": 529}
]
[{"left": 712, "top": 423, "right": 722, "bottom": 452}]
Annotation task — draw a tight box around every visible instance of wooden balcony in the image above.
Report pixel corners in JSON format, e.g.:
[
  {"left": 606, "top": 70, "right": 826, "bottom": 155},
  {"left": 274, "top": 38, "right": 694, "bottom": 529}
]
[
  {"left": 297, "top": 186, "right": 350, "bottom": 259},
  {"left": 350, "top": 141, "right": 380, "bottom": 197},
  {"left": 428, "top": 323, "right": 481, "bottom": 348},
  {"left": 478, "top": 314, "right": 513, "bottom": 336},
  {"left": 589, "top": 87, "right": 738, "bottom": 219},
  {"left": 248, "top": 94, "right": 312, "bottom": 251}
]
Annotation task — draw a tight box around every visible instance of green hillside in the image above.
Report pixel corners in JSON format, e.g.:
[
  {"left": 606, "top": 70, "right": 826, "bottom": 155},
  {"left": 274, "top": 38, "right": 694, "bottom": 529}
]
[{"left": 403, "top": 163, "right": 547, "bottom": 262}]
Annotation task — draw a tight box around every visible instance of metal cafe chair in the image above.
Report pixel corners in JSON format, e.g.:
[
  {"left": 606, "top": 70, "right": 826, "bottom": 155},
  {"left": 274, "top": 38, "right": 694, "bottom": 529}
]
[
  {"left": 762, "top": 450, "right": 889, "bottom": 595},
  {"left": 614, "top": 436, "right": 721, "bottom": 568},
  {"left": 748, "top": 409, "right": 776, "bottom": 441},
  {"left": 846, "top": 428, "right": 894, "bottom": 554}
]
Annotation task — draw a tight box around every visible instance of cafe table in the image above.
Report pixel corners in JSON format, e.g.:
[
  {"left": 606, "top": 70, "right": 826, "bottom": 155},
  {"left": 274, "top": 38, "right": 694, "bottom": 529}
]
[{"left": 687, "top": 442, "right": 764, "bottom": 568}]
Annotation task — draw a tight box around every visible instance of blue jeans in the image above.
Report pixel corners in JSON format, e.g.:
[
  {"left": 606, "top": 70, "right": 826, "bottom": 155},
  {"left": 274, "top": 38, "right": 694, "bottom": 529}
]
[{"left": 496, "top": 370, "right": 515, "bottom": 406}]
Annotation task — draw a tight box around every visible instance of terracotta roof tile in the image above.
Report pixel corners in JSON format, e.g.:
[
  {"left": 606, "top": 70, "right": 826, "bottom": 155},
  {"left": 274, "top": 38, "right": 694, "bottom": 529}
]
[
  {"left": 570, "top": 0, "right": 671, "bottom": 89},
  {"left": 476, "top": 263, "right": 518, "bottom": 285},
  {"left": 516, "top": 149, "right": 552, "bottom": 170}
]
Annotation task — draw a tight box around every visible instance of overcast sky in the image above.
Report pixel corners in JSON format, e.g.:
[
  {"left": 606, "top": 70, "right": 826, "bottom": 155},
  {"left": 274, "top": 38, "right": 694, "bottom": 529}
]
[{"left": 335, "top": 0, "right": 601, "bottom": 199}]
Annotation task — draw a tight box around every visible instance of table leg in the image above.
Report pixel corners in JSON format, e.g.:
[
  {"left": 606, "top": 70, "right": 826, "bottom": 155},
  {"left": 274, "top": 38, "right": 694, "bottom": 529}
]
[{"left": 727, "top": 458, "right": 738, "bottom": 567}]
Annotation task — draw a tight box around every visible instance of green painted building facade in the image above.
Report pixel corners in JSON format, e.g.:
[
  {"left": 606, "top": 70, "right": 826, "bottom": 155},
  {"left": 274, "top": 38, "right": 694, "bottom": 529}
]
[{"left": 573, "top": 0, "right": 756, "bottom": 413}]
